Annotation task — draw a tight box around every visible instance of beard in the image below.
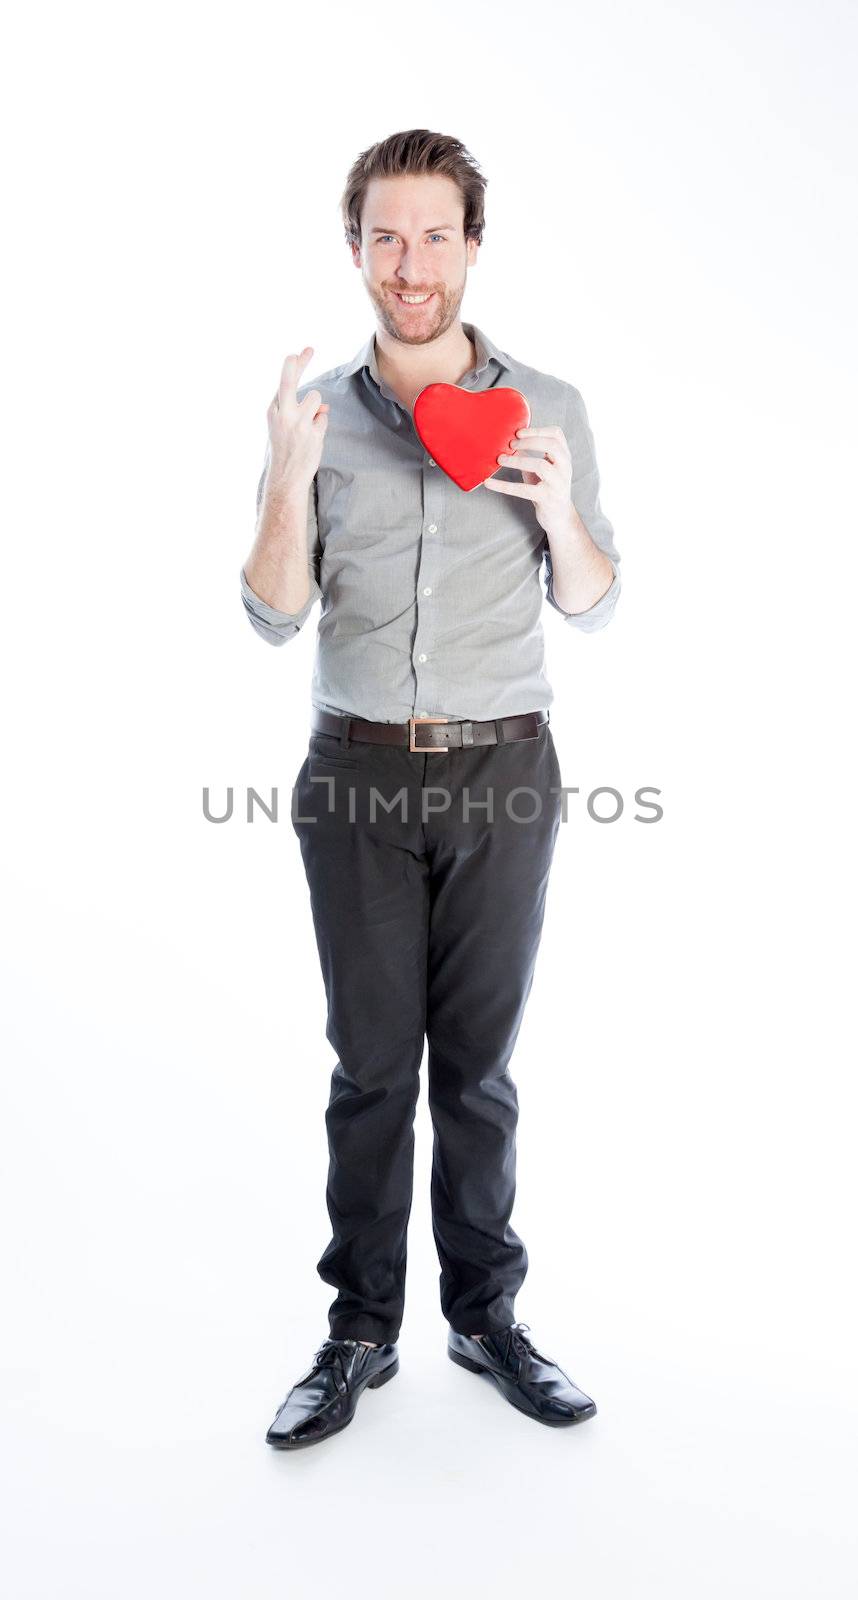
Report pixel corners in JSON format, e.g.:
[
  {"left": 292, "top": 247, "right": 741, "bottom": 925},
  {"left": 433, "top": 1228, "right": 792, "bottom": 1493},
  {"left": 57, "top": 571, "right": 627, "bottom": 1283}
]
[{"left": 366, "top": 275, "right": 466, "bottom": 346}]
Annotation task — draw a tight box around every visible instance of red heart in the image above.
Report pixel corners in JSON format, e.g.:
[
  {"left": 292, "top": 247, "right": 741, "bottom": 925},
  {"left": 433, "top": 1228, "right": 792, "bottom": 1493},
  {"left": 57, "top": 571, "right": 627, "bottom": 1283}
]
[{"left": 412, "top": 382, "right": 532, "bottom": 492}]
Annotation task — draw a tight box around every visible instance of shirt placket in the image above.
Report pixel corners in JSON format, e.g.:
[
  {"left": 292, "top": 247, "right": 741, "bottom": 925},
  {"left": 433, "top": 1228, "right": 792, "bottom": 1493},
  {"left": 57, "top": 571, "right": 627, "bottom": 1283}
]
[
  {"left": 370, "top": 358, "right": 485, "bottom": 723},
  {"left": 412, "top": 450, "right": 444, "bottom": 717}
]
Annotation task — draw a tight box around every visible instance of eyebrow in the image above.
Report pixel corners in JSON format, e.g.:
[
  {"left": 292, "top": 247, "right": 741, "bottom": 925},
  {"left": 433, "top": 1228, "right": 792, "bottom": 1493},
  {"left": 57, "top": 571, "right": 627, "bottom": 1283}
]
[{"left": 369, "top": 224, "right": 456, "bottom": 234}]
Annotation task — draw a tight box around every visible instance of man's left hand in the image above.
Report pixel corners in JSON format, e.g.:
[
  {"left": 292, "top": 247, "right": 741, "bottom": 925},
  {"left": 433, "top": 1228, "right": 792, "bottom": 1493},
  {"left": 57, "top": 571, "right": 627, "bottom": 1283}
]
[{"left": 482, "top": 425, "right": 581, "bottom": 538}]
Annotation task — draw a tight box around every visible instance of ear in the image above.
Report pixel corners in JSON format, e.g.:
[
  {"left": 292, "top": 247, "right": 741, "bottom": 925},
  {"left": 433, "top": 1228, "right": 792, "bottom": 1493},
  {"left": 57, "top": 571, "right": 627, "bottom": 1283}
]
[
  {"left": 466, "top": 237, "right": 479, "bottom": 267},
  {"left": 350, "top": 240, "right": 362, "bottom": 269}
]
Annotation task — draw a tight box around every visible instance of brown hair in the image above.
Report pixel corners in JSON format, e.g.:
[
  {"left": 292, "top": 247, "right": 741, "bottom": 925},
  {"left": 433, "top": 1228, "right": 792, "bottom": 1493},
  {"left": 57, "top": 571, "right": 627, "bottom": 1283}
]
[{"left": 340, "top": 128, "right": 488, "bottom": 249}]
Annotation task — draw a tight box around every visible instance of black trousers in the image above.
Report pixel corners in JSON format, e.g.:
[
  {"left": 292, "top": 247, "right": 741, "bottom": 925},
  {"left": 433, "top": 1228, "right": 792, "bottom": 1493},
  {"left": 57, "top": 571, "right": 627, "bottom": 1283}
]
[{"left": 290, "top": 717, "right": 562, "bottom": 1345}]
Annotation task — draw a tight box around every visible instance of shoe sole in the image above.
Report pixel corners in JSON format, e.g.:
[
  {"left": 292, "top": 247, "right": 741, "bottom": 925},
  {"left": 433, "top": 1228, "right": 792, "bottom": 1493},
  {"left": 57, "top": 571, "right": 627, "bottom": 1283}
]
[
  {"left": 447, "top": 1345, "right": 597, "bottom": 1427},
  {"left": 266, "top": 1357, "right": 399, "bottom": 1450}
]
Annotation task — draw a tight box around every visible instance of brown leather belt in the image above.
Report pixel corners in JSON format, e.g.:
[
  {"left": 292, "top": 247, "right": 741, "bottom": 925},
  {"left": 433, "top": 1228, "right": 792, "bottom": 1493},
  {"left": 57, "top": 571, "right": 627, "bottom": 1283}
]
[{"left": 311, "top": 707, "right": 549, "bottom": 752}]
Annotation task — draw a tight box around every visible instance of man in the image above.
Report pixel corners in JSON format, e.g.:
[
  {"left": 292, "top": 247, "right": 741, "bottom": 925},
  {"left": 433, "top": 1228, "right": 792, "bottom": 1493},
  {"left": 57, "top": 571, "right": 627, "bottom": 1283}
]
[{"left": 240, "top": 129, "right": 621, "bottom": 1450}]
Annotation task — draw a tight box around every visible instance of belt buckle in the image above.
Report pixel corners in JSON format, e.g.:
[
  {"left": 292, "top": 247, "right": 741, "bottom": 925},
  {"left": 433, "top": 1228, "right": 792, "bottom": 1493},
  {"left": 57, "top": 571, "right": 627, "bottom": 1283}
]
[{"left": 409, "top": 715, "right": 449, "bottom": 752}]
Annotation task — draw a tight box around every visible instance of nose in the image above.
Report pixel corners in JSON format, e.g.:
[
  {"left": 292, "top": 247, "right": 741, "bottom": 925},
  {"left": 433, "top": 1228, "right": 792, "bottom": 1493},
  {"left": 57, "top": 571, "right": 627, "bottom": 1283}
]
[{"left": 395, "top": 246, "right": 433, "bottom": 282}]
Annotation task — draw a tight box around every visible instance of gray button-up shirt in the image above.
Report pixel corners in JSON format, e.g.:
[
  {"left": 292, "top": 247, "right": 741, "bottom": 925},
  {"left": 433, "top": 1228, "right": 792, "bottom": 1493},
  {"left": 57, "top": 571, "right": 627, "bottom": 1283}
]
[{"left": 240, "top": 322, "right": 621, "bottom": 723}]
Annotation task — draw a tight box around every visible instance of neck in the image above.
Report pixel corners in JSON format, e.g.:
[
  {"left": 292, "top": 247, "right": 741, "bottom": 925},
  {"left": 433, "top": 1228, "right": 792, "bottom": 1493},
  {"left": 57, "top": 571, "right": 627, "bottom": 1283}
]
[{"left": 374, "top": 319, "right": 478, "bottom": 394}]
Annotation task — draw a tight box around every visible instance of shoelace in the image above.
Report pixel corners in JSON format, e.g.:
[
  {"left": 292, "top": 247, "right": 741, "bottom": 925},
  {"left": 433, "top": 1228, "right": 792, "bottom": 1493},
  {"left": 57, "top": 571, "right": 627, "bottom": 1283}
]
[
  {"left": 311, "top": 1337, "right": 358, "bottom": 1391},
  {"left": 279, "top": 1338, "right": 357, "bottom": 1404},
  {"left": 503, "top": 1322, "right": 540, "bottom": 1376}
]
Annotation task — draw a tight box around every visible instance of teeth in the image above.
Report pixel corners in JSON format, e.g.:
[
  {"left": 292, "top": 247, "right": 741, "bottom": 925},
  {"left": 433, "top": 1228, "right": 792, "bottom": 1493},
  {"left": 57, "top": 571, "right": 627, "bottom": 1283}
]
[{"left": 397, "top": 293, "right": 432, "bottom": 303}]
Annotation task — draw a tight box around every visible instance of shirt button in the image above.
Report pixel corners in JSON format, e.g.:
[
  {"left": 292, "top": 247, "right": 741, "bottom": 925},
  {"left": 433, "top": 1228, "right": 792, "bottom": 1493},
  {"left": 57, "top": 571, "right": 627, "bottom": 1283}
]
[
  {"left": 423, "top": 586, "right": 432, "bottom": 596},
  {"left": 427, "top": 523, "right": 437, "bottom": 533},
  {"left": 418, "top": 653, "right": 427, "bottom": 663},
  {"left": 417, "top": 709, "right": 427, "bottom": 717},
  {"left": 428, "top": 458, "right": 436, "bottom": 467}
]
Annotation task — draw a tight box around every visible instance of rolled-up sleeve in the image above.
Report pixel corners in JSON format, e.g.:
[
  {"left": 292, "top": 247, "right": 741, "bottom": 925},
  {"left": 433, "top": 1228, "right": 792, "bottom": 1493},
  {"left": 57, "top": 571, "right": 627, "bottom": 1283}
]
[
  {"left": 543, "top": 386, "right": 622, "bottom": 632},
  {"left": 240, "top": 446, "right": 323, "bottom": 646}
]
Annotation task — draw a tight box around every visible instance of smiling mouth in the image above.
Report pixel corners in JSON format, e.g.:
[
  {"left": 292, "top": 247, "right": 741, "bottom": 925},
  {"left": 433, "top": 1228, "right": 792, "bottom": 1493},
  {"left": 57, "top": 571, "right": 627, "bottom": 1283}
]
[{"left": 392, "top": 291, "right": 435, "bottom": 305}]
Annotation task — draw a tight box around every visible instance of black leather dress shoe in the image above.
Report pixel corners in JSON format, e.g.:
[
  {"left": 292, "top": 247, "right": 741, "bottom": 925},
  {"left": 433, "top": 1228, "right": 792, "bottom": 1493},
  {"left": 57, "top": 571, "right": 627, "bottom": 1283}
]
[
  {"left": 266, "top": 1336, "right": 399, "bottom": 1450},
  {"left": 448, "top": 1321, "right": 597, "bottom": 1426}
]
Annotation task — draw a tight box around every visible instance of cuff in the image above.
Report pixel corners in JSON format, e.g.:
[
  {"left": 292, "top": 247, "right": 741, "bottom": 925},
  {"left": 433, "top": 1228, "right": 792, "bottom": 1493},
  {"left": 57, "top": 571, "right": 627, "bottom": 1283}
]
[
  {"left": 547, "top": 563, "right": 621, "bottom": 632},
  {"left": 239, "top": 565, "right": 319, "bottom": 646}
]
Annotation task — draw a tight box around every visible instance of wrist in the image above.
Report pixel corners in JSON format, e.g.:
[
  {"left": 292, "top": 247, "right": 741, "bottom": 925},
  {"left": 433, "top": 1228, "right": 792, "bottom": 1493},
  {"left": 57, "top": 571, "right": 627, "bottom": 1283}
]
[
  {"left": 546, "top": 506, "right": 585, "bottom": 544},
  {"left": 264, "top": 462, "right": 313, "bottom": 508}
]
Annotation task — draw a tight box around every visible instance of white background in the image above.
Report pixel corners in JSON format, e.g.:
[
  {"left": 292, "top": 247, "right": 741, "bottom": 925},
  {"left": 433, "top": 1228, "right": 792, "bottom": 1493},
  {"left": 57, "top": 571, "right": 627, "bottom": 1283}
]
[{"left": 2, "top": 1, "right": 856, "bottom": 1595}]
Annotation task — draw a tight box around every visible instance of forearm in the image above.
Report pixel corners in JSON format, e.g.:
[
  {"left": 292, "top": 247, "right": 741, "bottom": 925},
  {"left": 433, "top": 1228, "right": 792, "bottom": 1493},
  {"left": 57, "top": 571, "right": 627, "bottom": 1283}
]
[
  {"left": 243, "top": 480, "right": 312, "bottom": 614},
  {"left": 546, "top": 509, "right": 616, "bottom": 615}
]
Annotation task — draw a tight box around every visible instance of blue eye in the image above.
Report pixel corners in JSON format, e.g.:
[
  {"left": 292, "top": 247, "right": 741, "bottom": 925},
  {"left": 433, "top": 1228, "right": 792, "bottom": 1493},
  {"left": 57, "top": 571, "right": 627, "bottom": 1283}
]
[{"left": 376, "top": 234, "right": 446, "bottom": 244}]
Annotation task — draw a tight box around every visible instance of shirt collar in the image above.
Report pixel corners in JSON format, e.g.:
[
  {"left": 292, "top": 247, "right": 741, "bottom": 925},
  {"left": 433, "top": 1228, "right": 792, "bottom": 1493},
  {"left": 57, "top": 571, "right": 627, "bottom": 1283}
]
[{"left": 339, "top": 321, "right": 510, "bottom": 383}]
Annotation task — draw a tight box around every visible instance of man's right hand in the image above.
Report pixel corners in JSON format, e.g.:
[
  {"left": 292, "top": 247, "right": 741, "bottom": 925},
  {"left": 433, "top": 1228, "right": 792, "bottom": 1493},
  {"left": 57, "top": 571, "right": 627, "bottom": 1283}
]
[{"left": 266, "top": 346, "right": 330, "bottom": 497}]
